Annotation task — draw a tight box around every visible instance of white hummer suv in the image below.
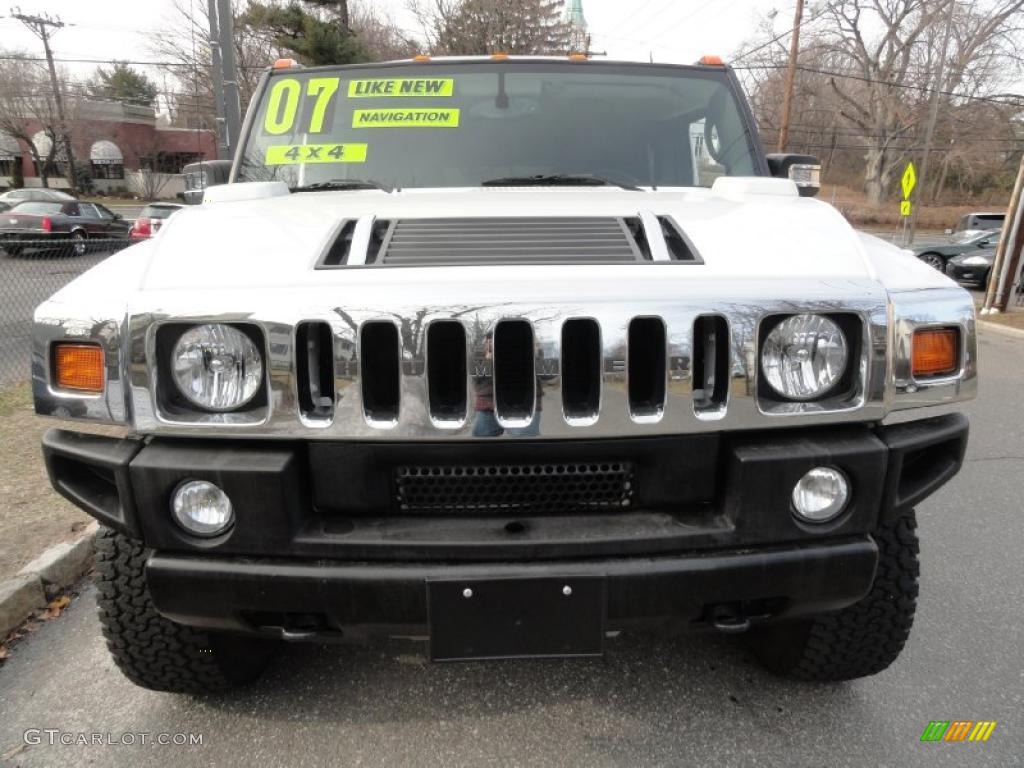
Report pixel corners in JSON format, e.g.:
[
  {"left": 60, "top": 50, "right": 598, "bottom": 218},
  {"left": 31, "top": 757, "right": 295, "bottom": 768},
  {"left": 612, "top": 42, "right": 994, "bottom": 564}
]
[{"left": 34, "top": 56, "right": 976, "bottom": 692}]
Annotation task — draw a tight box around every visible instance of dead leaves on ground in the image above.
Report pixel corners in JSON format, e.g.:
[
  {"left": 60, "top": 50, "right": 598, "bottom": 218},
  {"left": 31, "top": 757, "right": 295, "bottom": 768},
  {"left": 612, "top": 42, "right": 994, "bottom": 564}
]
[
  {"left": 40, "top": 594, "right": 70, "bottom": 619},
  {"left": 0, "top": 592, "right": 75, "bottom": 665}
]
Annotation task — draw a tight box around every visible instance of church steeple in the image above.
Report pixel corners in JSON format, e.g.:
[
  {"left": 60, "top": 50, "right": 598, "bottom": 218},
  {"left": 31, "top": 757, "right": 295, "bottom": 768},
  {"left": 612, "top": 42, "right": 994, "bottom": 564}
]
[{"left": 565, "top": 0, "right": 589, "bottom": 54}]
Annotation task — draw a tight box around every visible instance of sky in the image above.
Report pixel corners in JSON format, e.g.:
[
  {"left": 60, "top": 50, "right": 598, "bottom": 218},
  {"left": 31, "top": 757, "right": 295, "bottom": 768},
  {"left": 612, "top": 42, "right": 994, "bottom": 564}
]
[{"left": 0, "top": 0, "right": 784, "bottom": 80}]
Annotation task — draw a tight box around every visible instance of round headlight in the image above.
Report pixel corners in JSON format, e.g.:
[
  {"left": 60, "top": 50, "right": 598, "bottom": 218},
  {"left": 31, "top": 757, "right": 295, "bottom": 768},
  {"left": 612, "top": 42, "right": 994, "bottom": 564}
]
[
  {"left": 171, "top": 479, "right": 234, "bottom": 537},
  {"left": 792, "top": 467, "right": 849, "bottom": 523},
  {"left": 761, "top": 314, "right": 848, "bottom": 400},
  {"left": 171, "top": 324, "right": 263, "bottom": 411}
]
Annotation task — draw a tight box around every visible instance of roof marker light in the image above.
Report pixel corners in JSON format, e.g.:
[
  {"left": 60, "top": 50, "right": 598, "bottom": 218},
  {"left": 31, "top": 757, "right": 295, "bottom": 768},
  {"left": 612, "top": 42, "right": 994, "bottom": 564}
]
[
  {"left": 413, "top": 54, "right": 431, "bottom": 62},
  {"left": 272, "top": 58, "right": 299, "bottom": 69},
  {"left": 698, "top": 55, "right": 725, "bottom": 66}
]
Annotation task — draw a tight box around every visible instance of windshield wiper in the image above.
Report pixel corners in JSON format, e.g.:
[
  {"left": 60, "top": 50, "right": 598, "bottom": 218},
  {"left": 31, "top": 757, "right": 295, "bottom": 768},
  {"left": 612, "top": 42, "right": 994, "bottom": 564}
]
[
  {"left": 291, "top": 178, "right": 392, "bottom": 193},
  {"left": 481, "top": 173, "right": 641, "bottom": 192}
]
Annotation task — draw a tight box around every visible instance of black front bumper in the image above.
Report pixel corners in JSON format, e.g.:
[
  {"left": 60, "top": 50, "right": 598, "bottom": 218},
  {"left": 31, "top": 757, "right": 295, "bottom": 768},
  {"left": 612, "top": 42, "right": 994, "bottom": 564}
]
[
  {"left": 42, "top": 414, "right": 968, "bottom": 639},
  {"left": 945, "top": 261, "right": 991, "bottom": 286}
]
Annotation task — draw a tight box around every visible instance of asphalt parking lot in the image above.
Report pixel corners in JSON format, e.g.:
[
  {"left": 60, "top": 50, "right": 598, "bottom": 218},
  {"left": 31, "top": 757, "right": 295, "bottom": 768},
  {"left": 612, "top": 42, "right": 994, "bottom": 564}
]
[{"left": 0, "top": 329, "right": 1020, "bottom": 767}]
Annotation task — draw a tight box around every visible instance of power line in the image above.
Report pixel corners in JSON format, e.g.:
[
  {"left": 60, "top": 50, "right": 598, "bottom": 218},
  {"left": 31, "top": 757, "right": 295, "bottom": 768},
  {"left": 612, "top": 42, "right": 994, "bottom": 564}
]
[
  {"left": 10, "top": 7, "right": 80, "bottom": 190},
  {"left": 735, "top": 63, "right": 1024, "bottom": 107},
  {"left": 731, "top": 4, "right": 832, "bottom": 64},
  {"left": 0, "top": 53, "right": 266, "bottom": 70}
]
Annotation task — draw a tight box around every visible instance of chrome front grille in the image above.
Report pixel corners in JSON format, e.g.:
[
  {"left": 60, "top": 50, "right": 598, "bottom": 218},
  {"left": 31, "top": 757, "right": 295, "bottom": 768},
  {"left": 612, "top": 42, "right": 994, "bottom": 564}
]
[
  {"left": 128, "top": 277, "right": 890, "bottom": 439},
  {"left": 296, "top": 312, "right": 706, "bottom": 433}
]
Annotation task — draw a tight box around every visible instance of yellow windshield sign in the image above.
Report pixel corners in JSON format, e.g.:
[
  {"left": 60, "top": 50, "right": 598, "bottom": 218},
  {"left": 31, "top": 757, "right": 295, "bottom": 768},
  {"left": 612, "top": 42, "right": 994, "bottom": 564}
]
[
  {"left": 348, "top": 78, "right": 454, "bottom": 97},
  {"left": 265, "top": 143, "right": 368, "bottom": 165},
  {"left": 352, "top": 108, "right": 460, "bottom": 128}
]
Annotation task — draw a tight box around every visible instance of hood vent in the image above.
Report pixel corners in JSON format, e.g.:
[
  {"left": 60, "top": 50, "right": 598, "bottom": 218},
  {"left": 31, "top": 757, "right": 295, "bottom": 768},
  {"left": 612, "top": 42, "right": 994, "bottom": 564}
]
[
  {"left": 319, "top": 217, "right": 392, "bottom": 267},
  {"left": 382, "top": 217, "right": 642, "bottom": 266},
  {"left": 317, "top": 215, "right": 702, "bottom": 268}
]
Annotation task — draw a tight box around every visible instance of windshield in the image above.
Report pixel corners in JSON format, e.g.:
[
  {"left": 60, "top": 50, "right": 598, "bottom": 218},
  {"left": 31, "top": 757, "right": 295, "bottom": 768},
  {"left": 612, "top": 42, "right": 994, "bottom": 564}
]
[
  {"left": 236, "top": 61, "right": 761, "bottom": 190},
  {"left": 142, "top": 205, "right": 179, "bottom": 219},
  {"left": 10, "top": 202, "right": 61, "bottom": 214},
  {"left": 952, "top": 230, "right": 996, "bottom": 245}
]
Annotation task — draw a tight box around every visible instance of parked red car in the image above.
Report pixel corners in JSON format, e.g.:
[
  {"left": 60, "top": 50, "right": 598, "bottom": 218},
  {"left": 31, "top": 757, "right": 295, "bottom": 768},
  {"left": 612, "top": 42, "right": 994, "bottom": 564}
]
[{"left": 129, "top": 203, "right": 184, "bottom": 241}]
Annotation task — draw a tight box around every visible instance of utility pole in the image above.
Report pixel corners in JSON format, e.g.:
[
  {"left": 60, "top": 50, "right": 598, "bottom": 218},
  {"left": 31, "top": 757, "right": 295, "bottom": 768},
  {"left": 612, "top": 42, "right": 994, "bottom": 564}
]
[
  {"left": 906, "top": 0, "right": 955, "bottom": 247},
  {"left": 215, "top": 0, "right": 241, "bottom": 154},
  {"left": 982, "top": 155, "right": 1024, "bottom": 314},
  {"left": 10, "top": 8, "right": 77, "bottom": 192},
  {"left": 206, "top": 0, "right": 227, "bottom": 159},
  {"left": 776, "top": 0, "right": 804, "bottom": 153}
]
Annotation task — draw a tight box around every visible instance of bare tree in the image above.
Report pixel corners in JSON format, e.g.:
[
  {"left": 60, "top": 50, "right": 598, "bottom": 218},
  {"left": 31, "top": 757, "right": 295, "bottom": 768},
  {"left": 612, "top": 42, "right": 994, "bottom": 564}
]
[
  {"left": 739, "top": 0, "right": 1024, "bottom": 204},
  {"left": 150, "top": 0, "right": 421, "bottom": 133},
  {"left": 410, "top": 0, "right": 570, "bottom": 55},
  {"left": 351, "top": 3, "right": 420, "bottom": 60},
  {"left": 149, "top": 0, "right": 283, "bottom": 131},
  {"left": 0, "top": 53, "right": 78, "bottom": 188}
]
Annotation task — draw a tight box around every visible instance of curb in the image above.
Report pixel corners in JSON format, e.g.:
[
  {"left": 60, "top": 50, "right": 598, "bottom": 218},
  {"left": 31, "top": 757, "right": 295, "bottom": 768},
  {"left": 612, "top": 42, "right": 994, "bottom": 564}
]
[
  {"left": 978, "top": 319, "right": 1024, "bottom": 340},
  {"left": 0, "top": 521, "right": 98, "bottom": 638}
]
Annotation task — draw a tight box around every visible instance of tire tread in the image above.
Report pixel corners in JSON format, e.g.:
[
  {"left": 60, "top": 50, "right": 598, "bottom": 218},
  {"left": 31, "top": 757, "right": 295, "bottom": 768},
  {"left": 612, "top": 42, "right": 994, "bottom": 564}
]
[
  {"left": 94, "top": 527, "right": 257, "bottom": 693},
  {"left": 751, "top": 514, "right": 920, "bottom": 681}
]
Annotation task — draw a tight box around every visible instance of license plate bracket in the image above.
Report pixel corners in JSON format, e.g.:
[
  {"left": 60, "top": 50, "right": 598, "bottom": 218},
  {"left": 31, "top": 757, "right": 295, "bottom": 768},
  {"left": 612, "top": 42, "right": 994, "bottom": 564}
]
[{"left": 427, "top": 576, "right": 605, "bottom": 661}]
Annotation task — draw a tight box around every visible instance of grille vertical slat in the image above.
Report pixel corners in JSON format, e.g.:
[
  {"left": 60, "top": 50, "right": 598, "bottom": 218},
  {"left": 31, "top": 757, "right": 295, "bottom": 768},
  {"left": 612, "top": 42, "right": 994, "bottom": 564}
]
[
  {"left": 493, "top": 320, "right": 535, "bottom": 424},
  {"left": 360, "top": 322, "right": 400, "bottom": 423},
  {"left": 296, "top": 321, "right": 335, "bottom": 421},
  {"left": 693, "top": 315, "right": 729, "bottom": 415},
  {"left": 561, "top": 319, "right": 601, "bottom": 422},
  {"left": 427, "top": 321, "right": 468, "bottom": 423},
  {"left": 628, "top": 317, "right": 667, "bottom": 419}
]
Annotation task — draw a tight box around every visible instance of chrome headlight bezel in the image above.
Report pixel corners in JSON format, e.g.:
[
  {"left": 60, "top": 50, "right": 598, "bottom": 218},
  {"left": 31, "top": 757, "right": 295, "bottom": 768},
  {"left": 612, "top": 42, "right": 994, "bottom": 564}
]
[
  {"left": 161, "top": 323, "right": 267, "bottom": 414},
  {"left": 759, "top": 313, "right": 853, "bottom": 403}
]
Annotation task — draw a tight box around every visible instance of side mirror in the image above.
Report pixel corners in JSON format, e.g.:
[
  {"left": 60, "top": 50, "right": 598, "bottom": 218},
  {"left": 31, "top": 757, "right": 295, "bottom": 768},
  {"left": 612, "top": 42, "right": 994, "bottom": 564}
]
[
  {"left": 766, "top": 153, "right": 821, "bottom": 198},
  {"left": 113, "top": 213, "right": 123, "bottom": 220}
]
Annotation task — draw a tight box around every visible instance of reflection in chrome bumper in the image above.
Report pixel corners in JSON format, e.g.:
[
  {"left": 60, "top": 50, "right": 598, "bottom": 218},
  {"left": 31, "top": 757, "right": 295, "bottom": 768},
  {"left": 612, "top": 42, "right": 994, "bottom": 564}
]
[{"left": 32, "top": 276, "right": 976, "bottom": 438}]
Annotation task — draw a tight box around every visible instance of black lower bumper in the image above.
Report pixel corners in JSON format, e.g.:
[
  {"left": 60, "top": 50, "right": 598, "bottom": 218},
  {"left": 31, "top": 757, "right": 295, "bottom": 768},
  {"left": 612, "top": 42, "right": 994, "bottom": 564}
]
[
  {"left": 146, "top": 538, "right": 878, "bottom": 640},
  {"left": 42, "top": 413, "right": 968, "bottom": 638}
]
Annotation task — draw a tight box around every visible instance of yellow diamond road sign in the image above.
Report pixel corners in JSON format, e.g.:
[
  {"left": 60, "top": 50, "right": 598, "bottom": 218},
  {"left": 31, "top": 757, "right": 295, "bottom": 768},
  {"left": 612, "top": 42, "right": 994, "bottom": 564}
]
[{"left": 902, "top": 162, "right": 917, "bottom": 200}]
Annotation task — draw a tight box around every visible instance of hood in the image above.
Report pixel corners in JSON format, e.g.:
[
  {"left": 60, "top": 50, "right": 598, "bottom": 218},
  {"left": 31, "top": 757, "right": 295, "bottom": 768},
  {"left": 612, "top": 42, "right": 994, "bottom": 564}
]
[{"left": 140, "top": 180, "right": 882, "bottom": 292}]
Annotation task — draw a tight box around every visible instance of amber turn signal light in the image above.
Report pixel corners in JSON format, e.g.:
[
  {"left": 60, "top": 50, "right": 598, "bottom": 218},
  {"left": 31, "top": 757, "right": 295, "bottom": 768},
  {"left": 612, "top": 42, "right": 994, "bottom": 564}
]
[
  {"left": 53, "top": 343, "right": 105, "bottom": 393},
  {"left": 912, "top": 328, "right": 959, "bottom": 378}
]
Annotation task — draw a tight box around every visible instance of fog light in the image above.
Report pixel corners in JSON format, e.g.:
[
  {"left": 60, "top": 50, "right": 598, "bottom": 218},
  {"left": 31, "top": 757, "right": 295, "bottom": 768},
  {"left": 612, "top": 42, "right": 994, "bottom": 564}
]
[
  {"left": 792, "top": 467, "right": 849, "bottom": 523},
  {"left": 171, "top": 480, "right": 234, "bottom": 537}
]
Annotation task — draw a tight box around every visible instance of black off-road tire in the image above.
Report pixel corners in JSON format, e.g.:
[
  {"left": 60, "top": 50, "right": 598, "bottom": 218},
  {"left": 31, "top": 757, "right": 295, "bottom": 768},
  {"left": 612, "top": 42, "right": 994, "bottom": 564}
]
[
  {"left": 748, "top": 513, "right": 920, "bottom": 681},
  {"left": 94, "top": 526, "right": 277, "bottom": 693}
]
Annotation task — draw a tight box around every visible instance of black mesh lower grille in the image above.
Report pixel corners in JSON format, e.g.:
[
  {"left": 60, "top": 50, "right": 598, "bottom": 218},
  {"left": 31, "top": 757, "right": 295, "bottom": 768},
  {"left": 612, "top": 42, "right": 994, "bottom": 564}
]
[{"left": 394, "top": 462, "right": 635, "bottom": 514}]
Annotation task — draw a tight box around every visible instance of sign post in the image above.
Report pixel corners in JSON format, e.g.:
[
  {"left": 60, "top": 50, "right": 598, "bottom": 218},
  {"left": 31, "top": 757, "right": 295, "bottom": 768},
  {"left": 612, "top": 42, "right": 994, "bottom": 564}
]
[{"left": 900, "top": 162, "right": 916, "bottom": 245}]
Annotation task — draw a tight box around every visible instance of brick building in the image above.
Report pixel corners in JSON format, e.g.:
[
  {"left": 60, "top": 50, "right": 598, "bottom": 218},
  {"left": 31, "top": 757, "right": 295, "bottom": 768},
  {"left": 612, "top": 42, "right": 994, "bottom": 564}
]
[{"left": 0, "top": 100, "right": 216, "bottom": 197}]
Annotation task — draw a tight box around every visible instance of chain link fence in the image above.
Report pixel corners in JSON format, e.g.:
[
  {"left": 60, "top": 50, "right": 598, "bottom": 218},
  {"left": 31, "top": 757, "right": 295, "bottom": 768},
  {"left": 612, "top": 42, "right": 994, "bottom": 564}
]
[{"left": 0, "top": 238, "right": 129, "bottom": 386}]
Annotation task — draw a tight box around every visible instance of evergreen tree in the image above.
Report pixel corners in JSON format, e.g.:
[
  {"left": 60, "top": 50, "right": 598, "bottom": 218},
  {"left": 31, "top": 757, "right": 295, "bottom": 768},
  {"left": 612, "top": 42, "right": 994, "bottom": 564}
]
[
  {"left": 244, "top": 1, "right": 366, "bottom": 66},
  {"left": 421, "top": 0, "right": 571, "bottom": 56},
  {"left": 87, "top": 63, "right": 158, "bottom": 107}
]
